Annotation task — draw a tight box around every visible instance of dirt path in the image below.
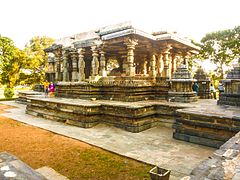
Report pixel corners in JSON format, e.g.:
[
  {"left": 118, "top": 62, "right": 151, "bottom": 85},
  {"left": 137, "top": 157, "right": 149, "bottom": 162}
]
[{"left": 0, "top": 104, "right": 151, "bottom": 180}]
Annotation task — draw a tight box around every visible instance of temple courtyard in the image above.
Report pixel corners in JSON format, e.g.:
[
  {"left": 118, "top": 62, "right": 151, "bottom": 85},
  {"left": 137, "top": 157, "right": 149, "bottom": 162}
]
[
  {"left": 1, "top": 98, "right": 234, "bottom": 179},
  {"left": 0, "top": 22, "right": 239, "bottom": 179}
]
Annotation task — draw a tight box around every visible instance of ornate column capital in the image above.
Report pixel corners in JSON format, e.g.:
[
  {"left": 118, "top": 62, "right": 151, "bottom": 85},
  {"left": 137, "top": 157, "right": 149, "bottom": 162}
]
[
  {"left": 162, "top": 44, "right": 172, "bottom": 54},
  {"left": 77, "top": 48, "right": 85, "bottom": 56},
  {"left": 124, "top": 38, "right": 138, "bottom": 49},
  {"left": 91, "top": 45, "right": 98, "bottom": 52}
]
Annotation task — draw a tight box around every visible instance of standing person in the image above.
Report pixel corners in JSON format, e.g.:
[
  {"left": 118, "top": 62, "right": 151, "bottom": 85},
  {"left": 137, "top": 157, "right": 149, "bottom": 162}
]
[
  {"left": 192, "top": 82, "right": 199, "bottom": 95},
  {"left": 43, "top": 80, "right": 49, "bottom": 97},
  {"left": 218, "top": 83, "right": 224, "bottom": 95},
  {"left": 210, "top": 84, "right": 216, "bottom": 99},
  {"left": 48, "top": 82, "right": 55, "bottom": 97}
]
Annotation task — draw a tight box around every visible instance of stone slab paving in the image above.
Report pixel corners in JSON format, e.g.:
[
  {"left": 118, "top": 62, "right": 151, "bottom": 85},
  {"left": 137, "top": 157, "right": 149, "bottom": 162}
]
[
  {"left": 0, "top": 101, "right": 216, "bottom": 179},
  {"left": 0, "top": 152, "right": 46, "bottom": 180},
  {"left": 177, "top": 99, "right": 240, "bottom": 118},
  {"left": 36, "top": 167, "right": 69, "bottom": 180}
]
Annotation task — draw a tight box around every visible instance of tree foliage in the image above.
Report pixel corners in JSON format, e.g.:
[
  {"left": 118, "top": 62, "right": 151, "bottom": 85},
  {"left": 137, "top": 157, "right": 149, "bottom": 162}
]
[
  {"left": 24, "top": 36, "right": 54, "bottom": 84},
  {"left": 199, "top": 26, "right": 240, "bottom": 79},
  {"left": 0, "top": 35, "right": 54, "bottom": 88},
  {"left": 0, "top": 36, "right": 27, "bottom": 88}
]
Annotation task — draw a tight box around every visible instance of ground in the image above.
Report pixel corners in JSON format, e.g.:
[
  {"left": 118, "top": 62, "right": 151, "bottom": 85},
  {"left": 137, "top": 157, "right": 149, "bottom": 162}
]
[{"left": 0, "top": 104, "right": 152, "bottom": 180}]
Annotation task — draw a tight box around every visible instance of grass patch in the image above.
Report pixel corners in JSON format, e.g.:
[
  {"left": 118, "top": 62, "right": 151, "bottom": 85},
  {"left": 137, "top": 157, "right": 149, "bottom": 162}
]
[
  {"left": 0, "top": 106, "right": 152, "bottom": 180},
  {"left": 0, "top": 97, "right": 16, "bottom": 101}
]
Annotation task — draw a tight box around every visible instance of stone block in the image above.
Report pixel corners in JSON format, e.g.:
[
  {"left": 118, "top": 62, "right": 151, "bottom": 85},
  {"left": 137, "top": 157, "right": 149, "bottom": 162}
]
[{"left": 0, "top": 152, "right": 46, "bottom": 180}]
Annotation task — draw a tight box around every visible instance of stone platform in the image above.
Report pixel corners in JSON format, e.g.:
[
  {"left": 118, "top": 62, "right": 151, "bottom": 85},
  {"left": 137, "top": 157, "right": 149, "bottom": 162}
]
[
  {"left": 55, "top": 77, "right": 169, "bottom": 102},
  {"left": 23, "top": 93, "right": 240, "bottom": 148},
  {"left": 16, "top": 90, "right": 42, "bottom": 104},
  {"left": 181, "top": 131, "right": 240, "bottom": 180},
  {"left": 218, "top": 92, "right": 240, "bottom": 106},
  {"left": 173, "top": 100, "right": 240, "bottom": 148},
  {"left": 26, "top": 95, "right": 188, "bottom": 133}
]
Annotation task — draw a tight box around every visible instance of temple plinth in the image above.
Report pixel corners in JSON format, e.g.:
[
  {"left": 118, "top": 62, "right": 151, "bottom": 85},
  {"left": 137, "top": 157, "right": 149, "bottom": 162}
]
[
  {"left": 193, "top": 68, "right": 211, "bottom": 99},
  {"left": 218, "top": 59, "right": 240, "bottom": 106},
  {"left": 168, "top": 65, "right": 197, "bottom": 102}
]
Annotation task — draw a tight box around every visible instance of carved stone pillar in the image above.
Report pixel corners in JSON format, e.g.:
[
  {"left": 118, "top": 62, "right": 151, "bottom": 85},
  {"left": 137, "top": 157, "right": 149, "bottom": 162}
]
[
  {"left": 53, "top": 49, "right": 62, "bottom": 82},
  {"left": 99, "top": 50, "right": 107, "bottom": 77},
  {"left": 156, "top": 54, "right": 162, "bottom": 76},
  {"left": 182, "top": 51, "right": 190, "bottom": 69},
  {"left": 162, "top": 45, "right": 172, "bottom": 78},
  {"left": 172, "top": 54, "right": 177, "bottom": 73},
  {"left": 91, "top": 46, "right": 99, "bottom": 76},
  {"left": 62, "top": 49, "right": 69, "bottom": 82},
  {"left": 124, "top": 38, "right": 138, "bottom": 76},
  {"left": 143, "top": 56, "right": 148, "bottom": 75},
  {"left": 70, "top": 51, "right": 78, "bottom": 82},
  {"left": 176, "top": 56, "right": 182, "bottom": 68},
  {"left": 149, "top": 54, "right": 157, "bottom": 78},
  {"left": 77, "top": 48, "right": 85, "bottom": 81}
]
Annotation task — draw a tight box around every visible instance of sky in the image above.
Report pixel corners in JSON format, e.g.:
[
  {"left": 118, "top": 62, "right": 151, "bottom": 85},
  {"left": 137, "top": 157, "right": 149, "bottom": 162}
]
[{"left": 0, "top": 0, "right": 239, "bottom": 49}]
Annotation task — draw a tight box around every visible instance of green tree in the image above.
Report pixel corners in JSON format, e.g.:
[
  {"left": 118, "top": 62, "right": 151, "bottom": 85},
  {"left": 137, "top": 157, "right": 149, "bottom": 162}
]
[
  {"left": 199, "top": 26, "right": 240, "bottom": 79},
  {"left": 0, "top": 35, "right": 23, "bottom": 88},
  {"left": 24, "top": 36, "right": 54, "bottom": 84}
]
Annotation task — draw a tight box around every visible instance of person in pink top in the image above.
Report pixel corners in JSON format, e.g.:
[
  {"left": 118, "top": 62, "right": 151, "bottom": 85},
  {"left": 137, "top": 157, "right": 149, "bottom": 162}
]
[{"left": 48, "top": 82, "right": 55, "bottom": 97}]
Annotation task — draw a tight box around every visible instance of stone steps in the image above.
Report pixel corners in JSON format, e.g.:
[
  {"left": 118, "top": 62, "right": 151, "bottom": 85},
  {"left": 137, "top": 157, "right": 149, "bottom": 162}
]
[
  {"left": 36, "top": 167, "right": 69, "bottom": 180},
  {"left": 173, "top": 109, "right": 239, "bottom": 148},
  {"left": 25, "top": 96, "right": 182, "bottom": 133},
  {"left": 181, "top": 131, "right": 240, "bottom": 180}
]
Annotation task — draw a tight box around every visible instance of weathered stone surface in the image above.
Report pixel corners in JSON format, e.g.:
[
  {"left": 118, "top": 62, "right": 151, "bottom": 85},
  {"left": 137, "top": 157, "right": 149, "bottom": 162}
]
[
  {"left": 55, "top": 77, "right": 169, "bottom": 102},
  {"left": 173, "top": 110, "right": 238, "bottom": 148},
  {"left": 45, "top": 22, "right": 200, "bottom": 104},
  {"left": 173, "top": 99, "right": 240, "bottom": 148},
  {"left": 36, "top": 166, "right": 69, "bottom": 180},
  {"left": 26, "top": 97, "right": 182, "bottom": 133},
  {"left": 193, "top": 68, "right": 211, "bottom": 99},
  {"left": 16, "top": 91, "right": 42, "bottom": 104},
  {"left": 168, "top": 65, "right": 198, "bottom": 103},
  {"left": 0, "top": 152, "right": 46, "bottom": 180},
  {"left": 181, "top": 131, "right": 240, "bottom": 180},
  {"left": 218, "top": 59, "right": 240, "bottom": 106}
]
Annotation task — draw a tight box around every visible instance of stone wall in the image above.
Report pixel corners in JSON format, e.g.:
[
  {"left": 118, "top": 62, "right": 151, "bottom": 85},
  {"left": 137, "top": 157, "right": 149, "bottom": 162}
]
[
  {"left": 26, "top": 97, "right": 184, "bottom": 133},
  {"left": 182, "top": 131, "right": 240, "bottom": 180},
  {"left": 55, "top": 78, "right": 169, "bottom": 102},
  {"left": 173, "top": 109, "right": 239, "bottom": 148}
]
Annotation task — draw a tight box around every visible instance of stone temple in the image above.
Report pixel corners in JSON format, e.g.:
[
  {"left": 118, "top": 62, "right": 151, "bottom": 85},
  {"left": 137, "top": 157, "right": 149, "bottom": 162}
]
[
  {"left": 16, "top": 22, "right": 240, "bottom": 179},
  {"left": 45, "top": 22, "right": 199, "bottom": 102},
  {"left": 22, "top": 22, "right": 239, "bottom": 143}
]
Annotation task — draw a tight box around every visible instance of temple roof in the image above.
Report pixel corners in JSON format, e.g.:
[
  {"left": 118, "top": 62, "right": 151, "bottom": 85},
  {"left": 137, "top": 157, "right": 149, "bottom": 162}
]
[{"left": 46, "top": 22, "right": 200, "bottom": 52}]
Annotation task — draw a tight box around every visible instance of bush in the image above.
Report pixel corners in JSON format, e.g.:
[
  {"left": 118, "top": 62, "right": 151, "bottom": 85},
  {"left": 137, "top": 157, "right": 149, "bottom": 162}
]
[{"left": 4, "top": 88, "right": 14, "bottom": 98}]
